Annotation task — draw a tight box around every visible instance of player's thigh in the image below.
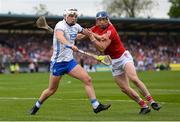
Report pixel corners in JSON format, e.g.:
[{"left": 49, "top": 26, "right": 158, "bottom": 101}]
[
  {"left": 124, "top": 62, "right": 138, "bottom": 80},
  {"left": 68, "top": 64, "right": 90, "bottom": 82},
  {"left": 114, "top": 73, "right": 129, "bottom": 88},
  {"left": 48, "top": 74, "right": 62, "bottom": 90}
]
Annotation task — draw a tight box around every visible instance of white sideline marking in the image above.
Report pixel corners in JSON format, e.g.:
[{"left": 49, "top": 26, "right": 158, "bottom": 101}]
[
  {"left": 0, "top": 97, "right": 179, "bottom": 105},
  {"left": 152, "top": 89, "right": 180, "bottom": 92}
]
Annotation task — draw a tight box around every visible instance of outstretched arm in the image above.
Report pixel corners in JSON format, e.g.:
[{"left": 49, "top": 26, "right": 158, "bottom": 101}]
[
  {"left": 92, "top": 33, "right": 103, "bottom": 40},
  {"left": 76, "top": 28, "right": 91, "bottom": 41},
  {"left": 76, "top": 33, "right": 87, "bottom": 40}
]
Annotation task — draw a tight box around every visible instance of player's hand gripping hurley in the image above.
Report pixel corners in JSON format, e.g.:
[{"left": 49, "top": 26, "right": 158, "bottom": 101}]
[{"left": 36, "top": 16, "right": 112, "bottom": 66}]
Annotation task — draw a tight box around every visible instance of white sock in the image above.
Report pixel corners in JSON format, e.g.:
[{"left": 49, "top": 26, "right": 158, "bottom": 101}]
[
  {"left": 35, "top": 101, "right": 41, "bottom": 108},
  {"left": 91, "top": 99, "right": 100, "bottom": 109},
  {"left": 150, "top": 101, "right": 155, "bottom": 105}
]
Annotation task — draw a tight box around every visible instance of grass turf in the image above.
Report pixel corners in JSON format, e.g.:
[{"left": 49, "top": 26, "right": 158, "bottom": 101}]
[{"left": 0, "top": 71, "right": 180, "bottom": 121}]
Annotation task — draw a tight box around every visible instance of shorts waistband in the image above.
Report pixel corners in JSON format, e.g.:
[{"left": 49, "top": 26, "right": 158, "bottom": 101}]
[{"left": 112, "top": 50, "right": 129, "bottom": 61}]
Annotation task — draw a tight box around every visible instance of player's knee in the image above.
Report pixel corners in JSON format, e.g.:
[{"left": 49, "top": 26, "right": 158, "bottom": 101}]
[
  {"left": 133, "top": 79, "right": 142, "bottom": 87},
  {"left": 83, "top": 76, "right": 92, "bottom": 86},
  {"left": 48, "top": 88, "right": 57, "bottom": 95},
  {"left": 120, "top": 86, "right": 130, "bottom": 93},
  {"left": 129, "top": 75, "right": 139, "bottom": 82}
]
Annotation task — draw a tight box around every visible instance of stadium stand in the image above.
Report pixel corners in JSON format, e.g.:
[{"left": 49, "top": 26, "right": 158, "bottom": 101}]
[{"left": 0, "top": 14, "right": 179, "bottom": 73}]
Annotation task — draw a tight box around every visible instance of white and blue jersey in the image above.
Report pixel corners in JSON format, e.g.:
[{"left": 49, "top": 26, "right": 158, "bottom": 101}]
[
  {"left": 51, "top": 19, "right": 83, "bottom": 62},
  {"left": 50, "top": 20, "right": 83, "bottom": 76}
]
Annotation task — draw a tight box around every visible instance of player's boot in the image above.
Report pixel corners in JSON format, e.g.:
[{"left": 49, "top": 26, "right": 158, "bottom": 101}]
[
  {"left": 139, "top": 107, "right": 151, "bottom": 114},
  {"left": 151, "top": 102, "right": 161, "bottom": 111},
  {"left": 30, "top": 105, "right": 39, "bottom": 115},
  {"left": 93, "top": 103, "right": 111, "bottom": 113}
]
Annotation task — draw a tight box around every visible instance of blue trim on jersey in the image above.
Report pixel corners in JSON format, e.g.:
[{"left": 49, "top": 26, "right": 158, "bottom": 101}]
[
  {"left": 70, "top": 34, "right": 77, "bottom": 40},
  {"left": 50, "top": 59, "right": 78, "bottom": 76},
  {"left": 54, "top": 40, "right": 60, "bottom": 62}
]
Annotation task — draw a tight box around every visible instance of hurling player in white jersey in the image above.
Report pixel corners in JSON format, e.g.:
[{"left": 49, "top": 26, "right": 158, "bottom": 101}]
[{"left": 30, "top": 8, "right": 110, "bottom": 115}]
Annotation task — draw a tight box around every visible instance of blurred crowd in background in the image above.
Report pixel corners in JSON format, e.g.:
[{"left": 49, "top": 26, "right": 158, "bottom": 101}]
[{"left": 0, "top": 34, "right": 179, "bottom": 73}]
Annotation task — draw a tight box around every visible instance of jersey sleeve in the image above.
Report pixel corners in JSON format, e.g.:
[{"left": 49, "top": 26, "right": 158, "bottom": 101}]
[
  {"left": 54, "top": 22, "right": 65, "bottom": 32},
  {"left": 76, "top": 23, "right": 83, "bottom": 33}
]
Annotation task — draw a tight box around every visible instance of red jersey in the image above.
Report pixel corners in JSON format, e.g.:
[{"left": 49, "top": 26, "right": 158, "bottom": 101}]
[{"left": 91, "top": 24, "right": 125, "bottom": 59}]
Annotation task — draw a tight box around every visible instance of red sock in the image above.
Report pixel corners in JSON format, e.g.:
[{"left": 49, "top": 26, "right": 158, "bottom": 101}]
[
  {"left": 138, "top": 100, "right": 148, "bottom": 108},
  {"left": 146, "top": 95, "right": 155, "bottom": 104}
]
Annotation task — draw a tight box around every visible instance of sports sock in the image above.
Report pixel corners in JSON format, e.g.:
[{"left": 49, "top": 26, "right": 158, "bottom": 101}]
[
  {"left": 138, "top": 99, "right": 148, "bottom": 108},
  {"left": 35, "top": 100, "right": 42, "bottom": 108},
  {"left": 145, "top": 95, "right": 155, "bottom": 104},
  {"left": 91, "top": 99, "right": 100, "bottom": 109}
]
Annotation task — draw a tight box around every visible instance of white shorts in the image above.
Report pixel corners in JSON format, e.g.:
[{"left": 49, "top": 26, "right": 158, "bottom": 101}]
[{"left": 111, "top": 50, "right": 134, "bottom": 76}]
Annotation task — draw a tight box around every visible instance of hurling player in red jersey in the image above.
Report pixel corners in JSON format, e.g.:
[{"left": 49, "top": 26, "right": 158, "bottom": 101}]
[{"left": 86, "top": 11, "right": 161, "bottom": 114}]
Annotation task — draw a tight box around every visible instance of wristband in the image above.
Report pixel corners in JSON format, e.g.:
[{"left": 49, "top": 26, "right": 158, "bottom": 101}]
[{"left": 65, "top": 44, "right": 73, "bottom": 49}]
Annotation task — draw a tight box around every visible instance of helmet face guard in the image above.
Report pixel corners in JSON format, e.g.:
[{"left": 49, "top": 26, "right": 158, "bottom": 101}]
[{"left": 96, "top": 11, "right": 109, "bottom": 29}]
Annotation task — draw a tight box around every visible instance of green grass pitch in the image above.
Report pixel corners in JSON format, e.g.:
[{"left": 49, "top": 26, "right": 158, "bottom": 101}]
[{"left": 0, "top": 71, "right": 180, "bottom": 121}]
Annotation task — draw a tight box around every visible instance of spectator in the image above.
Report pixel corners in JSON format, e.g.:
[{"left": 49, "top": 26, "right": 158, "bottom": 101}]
[{"left": 29, "top": 61, "right": 35, "bottom": 73}]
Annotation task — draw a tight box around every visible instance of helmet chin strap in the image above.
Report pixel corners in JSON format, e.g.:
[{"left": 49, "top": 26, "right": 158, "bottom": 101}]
[
  {"left": 67, "top": 22, "right": 75, "bottom": 26},
  {"left": 100, "top": 23, "right": 109, "bottom": 29},
  {"left": 65, "top": 16, "right": 76, "bottom": 26},
  {"left": 100, "top": 25, "right": 107, "bottom": 29}
]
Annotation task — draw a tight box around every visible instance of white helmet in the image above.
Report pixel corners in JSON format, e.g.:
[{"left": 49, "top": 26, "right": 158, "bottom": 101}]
[{"left": 63, "top": 8, "right": 78, "bottom": 17}]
